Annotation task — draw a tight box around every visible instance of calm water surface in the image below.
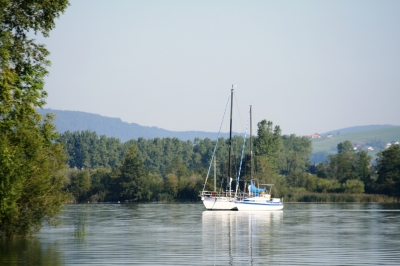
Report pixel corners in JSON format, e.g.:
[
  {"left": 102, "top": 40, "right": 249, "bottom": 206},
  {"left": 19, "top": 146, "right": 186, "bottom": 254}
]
[{"left": 1, "top": 203, "right": 400, "bottom": 265}]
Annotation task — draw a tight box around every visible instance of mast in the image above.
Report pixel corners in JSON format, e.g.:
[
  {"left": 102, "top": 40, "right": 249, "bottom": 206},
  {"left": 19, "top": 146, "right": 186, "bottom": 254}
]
[
  {"left": 250, "top": 105, "right": 253, "bottom": 181},
  {"left": 228, "top": 86, "right": 233, "bottom": 197}
]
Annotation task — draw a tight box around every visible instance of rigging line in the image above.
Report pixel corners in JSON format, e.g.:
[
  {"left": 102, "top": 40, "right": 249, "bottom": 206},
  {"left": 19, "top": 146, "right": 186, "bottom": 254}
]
[
  {"left": 201, "top": 92, "right": 231, "bottom": 194},
  {"left": 235, "top": 107, "right": 250, "bottom": 198},
  {"left": 232, "top": 89, "right": 245, "bottom": 134}
]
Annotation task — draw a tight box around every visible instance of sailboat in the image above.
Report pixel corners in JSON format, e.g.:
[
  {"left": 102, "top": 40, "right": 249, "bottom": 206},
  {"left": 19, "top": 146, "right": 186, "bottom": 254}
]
[
  {"left": 201, "top": 86, "right": 237, "bottom": 210},
  {"left": 235, "top": 105, "right": 284, "bottom": 211}
]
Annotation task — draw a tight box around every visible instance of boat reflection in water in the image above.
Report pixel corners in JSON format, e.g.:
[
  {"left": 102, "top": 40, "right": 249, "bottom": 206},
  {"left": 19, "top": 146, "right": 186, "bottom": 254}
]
[{"left": 202, "top": 210, "right": 283, "bottom": 265}]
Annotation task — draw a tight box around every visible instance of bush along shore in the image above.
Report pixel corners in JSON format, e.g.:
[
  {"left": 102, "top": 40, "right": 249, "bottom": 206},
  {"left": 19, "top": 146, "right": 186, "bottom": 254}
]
[{"left": 285, "top": 193, "right": 399, "bottom": 203}]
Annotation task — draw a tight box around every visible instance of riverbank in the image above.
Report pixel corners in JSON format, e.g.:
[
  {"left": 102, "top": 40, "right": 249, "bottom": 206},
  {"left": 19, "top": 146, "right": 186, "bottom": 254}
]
[{"left": 285, "top": 192, "right": 399, "bottom": 203}]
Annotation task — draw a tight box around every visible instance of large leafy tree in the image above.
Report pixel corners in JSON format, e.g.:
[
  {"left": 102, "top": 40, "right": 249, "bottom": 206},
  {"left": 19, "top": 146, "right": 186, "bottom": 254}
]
[
  {"left": 113, "top": 144, "right": 150, "bottom": 201},
  {"left": 356, "top": 150, "right": 373, "bottom": 192},
  {"left": 376, "top": 144, "right": 400, "bottom": 197},
  {"left": 0, "top": 0, "right": 69, "bottom": 238},
  {"left": 68, "top": 170, "right": 91, "bottom": 203},
  {"left": 254, "top": 120, "right": 282, "bottom": 173},
  {"left": 278, "top": 134, "right": 312, "bottom": 177},
  {"left": 328, "top": 140, "right": 357, "bottom": 182}
]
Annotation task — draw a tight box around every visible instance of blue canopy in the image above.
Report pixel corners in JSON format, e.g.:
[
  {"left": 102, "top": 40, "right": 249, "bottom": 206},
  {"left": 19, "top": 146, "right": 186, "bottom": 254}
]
[{"left": 249, "top": 180, "right": 266, "bottom": 196}]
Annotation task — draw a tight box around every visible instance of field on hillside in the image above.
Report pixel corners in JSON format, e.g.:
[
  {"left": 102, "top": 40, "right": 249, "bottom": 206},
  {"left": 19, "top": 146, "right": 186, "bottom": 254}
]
[{"left": 312, "top": 127, "right": 400, "bottom": 157}]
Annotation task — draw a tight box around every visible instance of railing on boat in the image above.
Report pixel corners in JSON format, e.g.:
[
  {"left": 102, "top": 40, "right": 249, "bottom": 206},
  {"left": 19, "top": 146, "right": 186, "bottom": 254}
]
[{"left": 201, "top": 190, "right": 248, "bottom": 199}]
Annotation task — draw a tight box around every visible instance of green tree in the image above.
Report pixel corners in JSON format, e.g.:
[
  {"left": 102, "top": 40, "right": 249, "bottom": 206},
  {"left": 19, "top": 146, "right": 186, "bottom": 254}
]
[
  {"left": 166, "top": 157, "right": 188, "bottom": 178},
  {"left": 115, "top": 144, "right": 149, "bottom": 201},
  {"left": 356, "top": 150, "right": 373, "bottom": 192},
  {"left": 279, "top": 135, "right": 312, "bottom": 174},
  {"left": 147, "top": 172, "right": 164, "bottom": 201},
  {"left": 0, "top": 114, "right": 68, "bottom": 238},
  {"left": 68, "top": 170, "right": 91, "bottom": 202},
  {"left": 328, "top": 141, "right": 357, "bottom": 182},
  {"left": 60, "top": 131, "right": 124, "bottom": 169},
  {"left": 178, "top": 173, "right": 204, "bottom": 200},
  {"left": 376, "top": 144, "right": 400, "bottom": 197},
  {"left": 89, "top": 167, "right": 111, "bottom": 202},
  {"left": 165, "top": 173, "right": 179, "bottom": 197},
  {"left": 342, "top": 179, "right": 364, "bottom": 194},
  {"left": 251, "top": 120, "right": 283, "bottom": 188},
  {"left": 0, "top": 0, "right": 69, "bottom": 238},
  {"left": 305, "top": 175, "right": 340, "bottom": 193},
  {"left": 254, "top": 120, "right": 282, "bottom": 169},
  {"left": 337, "top": 140, "right": 354, "bottom": 154}
]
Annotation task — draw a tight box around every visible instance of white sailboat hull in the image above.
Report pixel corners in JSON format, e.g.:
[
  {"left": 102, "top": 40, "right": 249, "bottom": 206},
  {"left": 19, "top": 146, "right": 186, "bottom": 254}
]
[
  {"left": 235, "top": 198, "right": 283, "bottom": 211},
  {"left": 202, "top": 196, "right": 237, "bottom": 210}
]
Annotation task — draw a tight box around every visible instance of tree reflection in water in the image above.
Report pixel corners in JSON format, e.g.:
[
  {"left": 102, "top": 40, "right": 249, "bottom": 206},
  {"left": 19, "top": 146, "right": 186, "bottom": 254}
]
[{"left": 0, "top": 239, "right": 62, "bottom": 266}]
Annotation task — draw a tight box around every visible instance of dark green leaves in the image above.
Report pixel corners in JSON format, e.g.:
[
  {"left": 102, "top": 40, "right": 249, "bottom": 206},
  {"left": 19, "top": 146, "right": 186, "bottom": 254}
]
[{"left": 0, "top": 0, "right": 69, "bottom": 238}]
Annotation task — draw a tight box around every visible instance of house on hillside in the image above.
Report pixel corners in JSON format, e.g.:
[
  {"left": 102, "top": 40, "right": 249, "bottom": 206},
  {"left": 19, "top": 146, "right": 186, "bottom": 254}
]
[
  {"left": 326, "top": 134, "right": 333, "bottom": 138},
  {"left": 310, "top": 133, "right": 321, "bottom": 139}
]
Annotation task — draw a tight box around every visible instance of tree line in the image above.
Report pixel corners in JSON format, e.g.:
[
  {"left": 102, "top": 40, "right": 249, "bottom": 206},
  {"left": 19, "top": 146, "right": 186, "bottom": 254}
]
[
  {"left": 58, "top": 121, "right": 313, "bottom": 203},
  {"left": 60, "top": 124, "right": 400, "bottom": 204}
]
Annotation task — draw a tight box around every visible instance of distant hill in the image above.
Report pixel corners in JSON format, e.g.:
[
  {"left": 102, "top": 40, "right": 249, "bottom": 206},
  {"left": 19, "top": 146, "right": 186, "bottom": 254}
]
[
  {"left": 311, "top": 127, "right": 400, "bottom": 163},
  {"left": 37, "top": 109, "right": 235, "bottom": 142},
  {"left": 38, "top": 109, "right": 399, "bottom": 156},
  {"left": 321, "top": 125, "right": 397, "bottom": 135}
]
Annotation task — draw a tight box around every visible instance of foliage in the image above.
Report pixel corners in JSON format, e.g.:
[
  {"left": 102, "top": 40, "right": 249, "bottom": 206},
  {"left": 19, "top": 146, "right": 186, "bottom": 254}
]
[
  {"left": 60, "top": 131, "right": 123, "bottom": 169},
  {"left": 310, "top": 151, "right": 329, "bottom": 164},
  {"left": 328, "top": 140, "right": 357, "bottom": 182},
  {"left": 67, "top": 170, "right": 91, "bottom": 202},
  {"left": 376, "top": 144, "right": 400, "bottom": 197},
  {"left": 326, "top": 141, "right": 373, "bottom": 184},
  {"left": 0, "top": 115, "right": 68, "bottom": 238},
  {"left": 286, "top": 192, "right": 399, "bottom": 203},
  {"left": 342, "top": 179, "right": 365, "bottom": 194},
  {"left": 305, "top": 175, "right": 341, "bottom": 193},
  {"left": 89, "top": 167, "right": 111, "bottom": 202},
  {"left": 311, "top": 127, "right": 400, "bottom": 155},
  {"left": 51, "top": 132, "right": 400, "bottom": 203},
  {"left": 0, "top": 0, "right": 69, "bottom": 238},
  {"left": 146, "top": 172, "right": 164, "bottom": 201},
  {"left": 113, "top": 144, "right": 150, "bottom": 201},
  {"left": 165, "top": 174, "right": 179, "bottom": 197},
  {"left": 278, "top": 134, "right": 312, "bottom": 176},
  {"left": 254, "top": 120, "right": 282, "bottom": 168}
]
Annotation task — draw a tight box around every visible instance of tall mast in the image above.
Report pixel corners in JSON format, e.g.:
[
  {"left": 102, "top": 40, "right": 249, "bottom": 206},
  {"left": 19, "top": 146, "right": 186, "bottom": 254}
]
[
  {"left": 250, "top": 105, "right": 253, "bottom": 180},
  {"left": 228, "top": 86, "right": 233, "bottom": 196}
]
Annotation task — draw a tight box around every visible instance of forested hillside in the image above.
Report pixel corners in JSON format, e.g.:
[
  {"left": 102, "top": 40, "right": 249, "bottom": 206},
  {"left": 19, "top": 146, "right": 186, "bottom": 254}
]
[{"left": 38, "top": 109, "right": 235, "bottom": 142}]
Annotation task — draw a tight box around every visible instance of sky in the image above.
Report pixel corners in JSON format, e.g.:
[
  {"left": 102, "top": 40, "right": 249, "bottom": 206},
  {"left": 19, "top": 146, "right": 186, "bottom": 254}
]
[{"left": 38, "top": 0, "right": 400, "bottom": 136}]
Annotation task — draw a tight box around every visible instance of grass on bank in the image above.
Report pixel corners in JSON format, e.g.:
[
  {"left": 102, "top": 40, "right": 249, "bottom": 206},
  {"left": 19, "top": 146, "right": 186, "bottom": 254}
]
[{"left": 286, "top": 192, "right": 399, "bottom": 203}]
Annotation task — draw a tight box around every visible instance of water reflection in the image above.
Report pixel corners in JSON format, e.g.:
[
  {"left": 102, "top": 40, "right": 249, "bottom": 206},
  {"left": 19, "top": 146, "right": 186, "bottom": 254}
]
[
  {"left": 74, "top": 205, "right": 89, "bottom": 239},
  {"left": 202, "top": 211, "right": 283, "bottom": 265},
  {"left": 1, "top": 203, "right": 400, "bottom": 265},
  {"left": 0, "top": 239, "right": 62, "bottom": 266}
]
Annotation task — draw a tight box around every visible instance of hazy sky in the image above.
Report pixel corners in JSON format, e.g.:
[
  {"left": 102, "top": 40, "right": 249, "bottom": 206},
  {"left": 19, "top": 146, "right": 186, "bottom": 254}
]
[{"left": 39, "top": 0, "right": 400, "bottom": 135}]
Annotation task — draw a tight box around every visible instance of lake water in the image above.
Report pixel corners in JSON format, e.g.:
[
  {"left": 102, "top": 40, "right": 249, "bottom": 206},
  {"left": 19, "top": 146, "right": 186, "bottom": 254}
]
[{"left": 1, "top": 203, "right": 400, "bottom": 265}]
